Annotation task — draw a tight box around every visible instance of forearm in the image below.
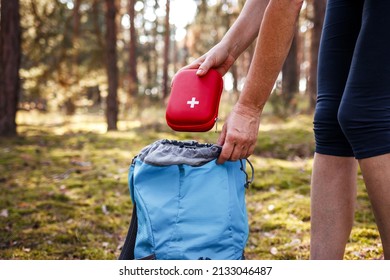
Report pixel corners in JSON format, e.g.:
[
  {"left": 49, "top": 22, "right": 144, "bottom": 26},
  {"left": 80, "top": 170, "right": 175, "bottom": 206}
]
[
  {"left": 238, "top": 0, "right": 304, "bottom": 113},
  {"left": 221, "top": 0, "right": 270, "bottom": 59}
]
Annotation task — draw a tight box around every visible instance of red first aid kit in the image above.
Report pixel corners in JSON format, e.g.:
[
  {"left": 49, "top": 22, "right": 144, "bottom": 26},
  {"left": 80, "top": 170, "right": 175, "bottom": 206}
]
[{"left": 165, "top": 69, "right": 224, "bottom": 132}]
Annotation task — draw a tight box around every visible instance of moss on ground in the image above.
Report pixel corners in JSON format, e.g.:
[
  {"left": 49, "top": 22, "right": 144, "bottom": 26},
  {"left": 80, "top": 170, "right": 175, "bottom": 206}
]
[{"left": 0, "top": 110, "right": 382, "bottom": 259}]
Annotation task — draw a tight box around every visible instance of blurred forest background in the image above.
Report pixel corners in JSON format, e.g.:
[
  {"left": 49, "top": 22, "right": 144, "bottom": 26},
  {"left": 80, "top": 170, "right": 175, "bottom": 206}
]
[
  {"left": 0, "top": 0, "right": 384, "bottom": 260},
  {"left": 1, "top": 0, "right": 327, "bottom": 134}
]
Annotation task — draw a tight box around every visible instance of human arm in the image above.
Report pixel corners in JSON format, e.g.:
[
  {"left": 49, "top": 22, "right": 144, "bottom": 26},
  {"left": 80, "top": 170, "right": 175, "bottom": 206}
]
[
  {"left": 182, "top": 0, "right": 270, "bottom": 76},
  {"left": 217, "top": 0, "right": 304, "bottom": 164}
]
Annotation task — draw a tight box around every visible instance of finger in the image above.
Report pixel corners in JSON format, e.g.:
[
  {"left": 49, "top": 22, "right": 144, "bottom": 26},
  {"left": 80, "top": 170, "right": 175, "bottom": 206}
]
[
  {"left": 217, "top": 124, "right": 227, "bottom": 146},
  {"left": 217, "top": 142, "right": 234, "bottom": 165},
  {"left": 180, "top": 57, "right": 204, "bottom": 70},
  {"left": 171, "top": 60, "right": 203, "bottom": 87},
  {"left": 240, "top": 145, "right": 249, "bottom": 159},
  {"left": 246, "top": 144, "right": 256, "bottom": 158},
  {"left": 181, "top": 63, "right": 201, "bottom": 71},
  {"left": 196, "top": 56, "right": 216, "bottom": 76},
  {"left": 229, "top": 143, "right": 243, "bottom": 162}
]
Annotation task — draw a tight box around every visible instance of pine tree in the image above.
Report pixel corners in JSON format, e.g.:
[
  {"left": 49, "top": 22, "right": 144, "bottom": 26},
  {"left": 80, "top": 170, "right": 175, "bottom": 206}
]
[{"left": 0, "top": 0, "right": 21, "bottom": 136}]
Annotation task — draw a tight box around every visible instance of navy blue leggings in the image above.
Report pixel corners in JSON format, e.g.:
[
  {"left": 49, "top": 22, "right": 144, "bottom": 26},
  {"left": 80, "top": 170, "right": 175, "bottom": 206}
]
[{"left": 314, "top": 0, "right": 390, "bottom": 159}]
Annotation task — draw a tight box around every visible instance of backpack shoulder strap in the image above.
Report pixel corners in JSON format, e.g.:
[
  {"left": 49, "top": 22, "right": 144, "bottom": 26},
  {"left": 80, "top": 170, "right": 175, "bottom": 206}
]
[{"left": 118, "top": 204, "right": 137, "bottom": 260}]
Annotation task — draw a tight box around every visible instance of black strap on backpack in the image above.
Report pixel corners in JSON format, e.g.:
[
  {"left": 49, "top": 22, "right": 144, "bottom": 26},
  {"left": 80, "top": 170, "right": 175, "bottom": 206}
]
[{"left": 118, "top": 204, "right": 137, "bottom": 260}]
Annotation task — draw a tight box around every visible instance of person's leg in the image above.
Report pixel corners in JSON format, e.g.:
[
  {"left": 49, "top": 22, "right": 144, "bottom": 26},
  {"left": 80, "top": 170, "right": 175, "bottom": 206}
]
[
  {"left": 310, "top": 0, "right": 364, "bottom": 259},
  {"left": 359, "top": 155, "right": 390, "bottom": 259},
  {"left": 337, "top": 0, "right": 390, "bottom": 259},
  {"left": 310, "top": 154, "right": 358, "bottom": 259}
]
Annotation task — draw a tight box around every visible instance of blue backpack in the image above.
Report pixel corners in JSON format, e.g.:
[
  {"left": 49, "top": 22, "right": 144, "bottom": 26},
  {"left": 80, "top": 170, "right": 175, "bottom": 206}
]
[{"left": 118, "top": 139, "right": 253, "bottom": 260}]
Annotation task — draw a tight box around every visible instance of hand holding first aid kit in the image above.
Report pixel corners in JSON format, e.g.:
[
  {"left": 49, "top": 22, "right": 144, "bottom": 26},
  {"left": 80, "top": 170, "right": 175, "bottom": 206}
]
[{"left": 165, "top": 68, "right": 223, "bottom": 132}]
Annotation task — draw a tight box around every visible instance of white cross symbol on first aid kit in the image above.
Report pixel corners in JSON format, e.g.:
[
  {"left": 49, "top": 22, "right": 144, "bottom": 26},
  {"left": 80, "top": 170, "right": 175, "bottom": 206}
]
[{"left": 187, "top": 97, "right": 200, "bottom": 108}]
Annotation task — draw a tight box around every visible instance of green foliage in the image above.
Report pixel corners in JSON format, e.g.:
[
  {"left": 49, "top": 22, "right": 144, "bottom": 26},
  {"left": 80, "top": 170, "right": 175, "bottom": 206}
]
[
  {"left": 15, "top": 0, "right": 320, "bottom": 119},
  {"left": 17, "top": 0, "right": 251, "bottom": 108},
  {"left": 19, "top": 0, "right": 106, "bottom": 110},
  {"left": 0, "top": 110, "right": 383, "bottom": 259},
  {"left": 254, "top": 114, "right": 315, "bottom": 160},
  {"left": 189, "top": 0, "right": 241, "bottom": 58}
]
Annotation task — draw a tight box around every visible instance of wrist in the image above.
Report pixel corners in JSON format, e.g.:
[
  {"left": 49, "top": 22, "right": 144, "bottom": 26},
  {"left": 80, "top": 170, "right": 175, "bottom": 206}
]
[
  {"left": 234, "top": 101, "right": 264, "bottom": 117},
  {"left": 216, "top": 36, "right": 240, "bottom": 61}
]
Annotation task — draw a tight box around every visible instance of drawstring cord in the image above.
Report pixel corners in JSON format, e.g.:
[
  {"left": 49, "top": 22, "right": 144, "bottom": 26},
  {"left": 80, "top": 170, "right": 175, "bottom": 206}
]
[{"left": 240, "top": 159, "right": 255, "bottom": 188}]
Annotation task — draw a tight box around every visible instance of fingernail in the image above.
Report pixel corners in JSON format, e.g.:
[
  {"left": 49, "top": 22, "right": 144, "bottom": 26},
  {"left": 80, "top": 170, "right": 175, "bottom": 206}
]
[{"left": 196, "top": 68, "right": 204, "bottom": 75}]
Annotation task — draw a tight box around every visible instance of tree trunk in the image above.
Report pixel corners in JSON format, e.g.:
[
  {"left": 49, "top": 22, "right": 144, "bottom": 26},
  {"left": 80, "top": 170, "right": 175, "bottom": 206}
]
[
  {"left": 150, "top": 0, "right": 159, "bottom": 90},
  {"left": 128, "top": 0, "right": 138, "bottom": 96},
  {"left": 72, "top": 0, "right": 81, "bottom": 79},
  {"left": 281, "top": 26, "right": 300, "bottom": 115},
  {"left": 162, "top": 0, "right": 170, "bottom": 98},
  {"left": 92, "top": 0, "right": 104, "bottom": 49},
  {"left": 0, "top": 0, "right": 21, "bottom": 137},
  {"left": 307, "top": 0, "right": 326, "bottom": 112},
  {"left": 172, "top": 27, "right": 178, "bottom": 73},
  {"left": 105, "top": 0, "right": 119, "bottom": 131},
  {"left": 62, "top": 0, "right": 81, "bottom": 116}
]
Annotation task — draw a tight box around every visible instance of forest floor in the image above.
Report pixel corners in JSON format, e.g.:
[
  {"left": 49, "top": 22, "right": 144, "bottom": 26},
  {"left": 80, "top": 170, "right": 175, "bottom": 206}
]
[{"left": 0, "top": 104, "right": 384, "bottom": 260}]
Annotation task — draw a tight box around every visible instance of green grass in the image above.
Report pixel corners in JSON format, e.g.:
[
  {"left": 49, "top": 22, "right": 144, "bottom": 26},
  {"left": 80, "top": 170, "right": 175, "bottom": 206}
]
[{"left": 0, "top": 107, "right": 383, "bottom": 260}]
